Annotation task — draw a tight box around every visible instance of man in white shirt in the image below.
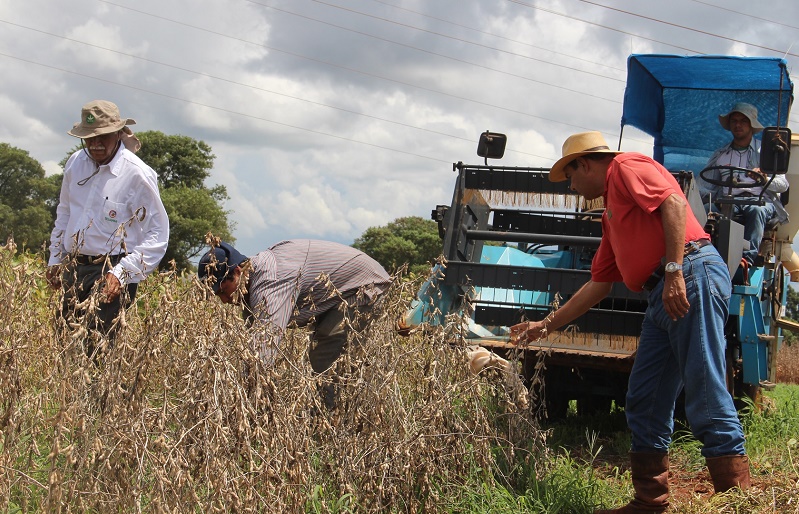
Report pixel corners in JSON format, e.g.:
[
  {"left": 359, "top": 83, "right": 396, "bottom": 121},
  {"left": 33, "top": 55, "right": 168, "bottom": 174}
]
[
  {"left": 699, "top": 102, "right": 789, "bottom": 266},
  {"left": 46, "top": 100, "right": 169, "bottom": 356}
]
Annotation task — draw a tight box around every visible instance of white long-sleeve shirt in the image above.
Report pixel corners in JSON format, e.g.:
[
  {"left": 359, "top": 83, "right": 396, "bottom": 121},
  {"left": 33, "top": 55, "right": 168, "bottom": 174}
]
[{"left": 48, "top": 147, "right": 170, "bottom": 285}]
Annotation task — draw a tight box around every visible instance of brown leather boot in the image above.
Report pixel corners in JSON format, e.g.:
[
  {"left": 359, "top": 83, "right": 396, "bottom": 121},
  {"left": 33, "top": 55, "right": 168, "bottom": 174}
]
[
  {"left": 706, "top": 454, "right": 751, "bottom": 493},
  {"left": 595, "top": 452, "right": 669, "bottom": 513}
]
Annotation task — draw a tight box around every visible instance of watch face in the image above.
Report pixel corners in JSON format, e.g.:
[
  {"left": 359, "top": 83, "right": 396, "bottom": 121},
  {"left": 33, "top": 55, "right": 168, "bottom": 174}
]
[{"left": 665, "top": 262, "right": 681, "bottom": 273}]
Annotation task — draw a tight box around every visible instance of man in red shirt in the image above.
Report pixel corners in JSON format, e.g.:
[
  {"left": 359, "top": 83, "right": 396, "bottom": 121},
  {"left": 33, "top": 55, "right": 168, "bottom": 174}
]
[{"left": 511, "top": 132, "right": 749, "bottom": 513}]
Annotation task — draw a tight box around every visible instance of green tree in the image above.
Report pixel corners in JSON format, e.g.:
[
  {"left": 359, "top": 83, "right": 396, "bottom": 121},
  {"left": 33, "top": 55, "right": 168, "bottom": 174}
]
[
  {"left": 135, "top": 131, "right": 233, "bottom": 270},
  {"left": 353, "top": 216, "right": 441, "bottom": 274},
  {"left": 784, "top": 286, "right": 799, "bottom": 344},
  {"left": 0, "top": 143, "right": 59, "bottom": 250},
  {"left": 58, "top": 132, "right": 234, "bottom": 272},
  {"left": 137, "top": 131, "right": 214, "bottom": 189},
  {"left": 45, "top": 174, "right": 63, "bottom": 221},
  {"left": 786, "top": 286, "right": 799, "bottom": 321},
  {"left": 159, "top": 185, "right": 232, "bottom": 271}
]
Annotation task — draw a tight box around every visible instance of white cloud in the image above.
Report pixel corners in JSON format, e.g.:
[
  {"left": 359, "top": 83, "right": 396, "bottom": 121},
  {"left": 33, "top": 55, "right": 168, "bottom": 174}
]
[
  {"left": 273, "top": 183, "right": 352, "bottom": 236},
  {"left": 1, "top": 0, "right": 798, "bottom": 259},
  {"left": 59, "top": 20, "right": 147, "bottom": 73}
]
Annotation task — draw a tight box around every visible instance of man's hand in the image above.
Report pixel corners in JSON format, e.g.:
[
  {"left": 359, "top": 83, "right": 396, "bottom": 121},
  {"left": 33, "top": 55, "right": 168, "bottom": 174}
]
[
  {"left": 745, "top": 167, "right": 765, "bottom": 182},
  {"left": 662, "top": 271, "right": 690, "bottom": 321},
  {"left": 45, "top": 265, "right": 62, "bottom": 290},
  {"left": 510, "top": 320, "right": 547, "bottom": 345},
  {"left": 101, "top": 273, "right": 122, "bottom": 303}
]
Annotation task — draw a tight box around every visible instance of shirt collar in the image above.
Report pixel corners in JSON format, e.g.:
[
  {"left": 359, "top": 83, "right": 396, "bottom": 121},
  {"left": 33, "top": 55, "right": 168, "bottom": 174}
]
[{"left": 728, "top": 139, "right": 757, "bottom": 152}]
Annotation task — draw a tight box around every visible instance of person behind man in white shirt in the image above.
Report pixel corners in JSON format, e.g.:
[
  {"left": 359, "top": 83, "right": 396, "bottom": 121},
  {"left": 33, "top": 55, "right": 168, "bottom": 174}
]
[
  {"left": 198, "top": 240, "right": 391, "bottom": 409},
  {"left": 699, "top": 102, "right": 789, "bottom": 266},
  {"left": 46, "top": 100, "right": 169, "bottom": 357}
]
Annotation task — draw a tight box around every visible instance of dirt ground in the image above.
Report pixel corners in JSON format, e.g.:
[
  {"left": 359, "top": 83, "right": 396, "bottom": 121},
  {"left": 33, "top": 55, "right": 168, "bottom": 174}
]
[
  {"left": 596, "top": 454, "right": 717, "bottom": 501},
  {"left": 591, "top": 433, "right": 790, "bottom": 510},
  {"left": 668, "top": 465, "right": 722, "bottom": 502}
]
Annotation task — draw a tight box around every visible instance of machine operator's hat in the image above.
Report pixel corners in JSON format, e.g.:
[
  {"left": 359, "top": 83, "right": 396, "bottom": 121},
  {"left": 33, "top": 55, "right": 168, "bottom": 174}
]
[
  {"left": 548, "top": 131, "right": 622, "bottom": 182},
  {"left": 198, "top": 241, "right": 248, "bottom": 293},
  {"left": 718, "top": 102, "right": 764, "bottom": 133}
]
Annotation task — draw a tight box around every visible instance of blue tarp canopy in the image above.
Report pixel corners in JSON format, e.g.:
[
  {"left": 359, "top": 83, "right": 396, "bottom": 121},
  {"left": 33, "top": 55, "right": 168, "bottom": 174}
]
[{"left": 621, "top": 54, "right": 793, "bottom": 174}]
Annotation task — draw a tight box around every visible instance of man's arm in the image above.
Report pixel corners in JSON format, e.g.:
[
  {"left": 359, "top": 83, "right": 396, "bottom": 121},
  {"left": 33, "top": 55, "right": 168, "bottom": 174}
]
[
  {"left": 46, "top": 159, "right": 75, "bottom": 290},
  {"left": 749, "top": 170, "right": 789, "bottom": 195},
  {"left": 510, "top": 280, "right": 612, "bottom": 343},
  {"left": 248, "top": 283, "right": 297, "bottom": 367},
  {"left": 659, "top": 193, "right": 691, "bottom": 320},
  {"left": 109, "top": 174, "right": 170, "bottom": 287}
]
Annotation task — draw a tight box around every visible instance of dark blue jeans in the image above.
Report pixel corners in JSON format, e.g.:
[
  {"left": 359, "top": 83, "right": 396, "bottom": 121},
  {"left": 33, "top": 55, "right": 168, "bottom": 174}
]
[
  {"left": 626, "top": 245, "right": 746, "bottom": 457},
  {"left": 60, "top": 260, "right": 137, "bottom": 357},
  {"left": 308, "top": 300, "right": 378, "bottom": 410},
  {"left": 707, "top": 202, "right": 777, "bottom": 264},
  {"left": 737, "top": 202, "right": 777, "bottom": 264}
]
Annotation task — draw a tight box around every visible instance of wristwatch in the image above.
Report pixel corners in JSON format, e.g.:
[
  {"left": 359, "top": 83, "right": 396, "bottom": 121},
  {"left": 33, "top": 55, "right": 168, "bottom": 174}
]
[{"left": 664, "top": 261, "right": 682, "bottom": 273}]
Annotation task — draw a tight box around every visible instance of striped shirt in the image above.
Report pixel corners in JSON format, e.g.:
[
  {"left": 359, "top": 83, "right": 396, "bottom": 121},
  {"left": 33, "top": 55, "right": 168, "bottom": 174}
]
[
  {"left": 700, "top": 140, "right": 790, "bottom": 223},
  {"left": 713, "top": 145, "right": 760, "bottom": 196},
  {"left": 244, "top": 239, "right": 391, "bottom": 335}
]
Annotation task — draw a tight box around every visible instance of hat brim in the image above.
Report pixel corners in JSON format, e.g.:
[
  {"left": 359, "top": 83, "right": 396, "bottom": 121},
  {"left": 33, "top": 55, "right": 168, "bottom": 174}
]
[
  {"left": 67, "top": 118, "right": 136, "bottom": 139},
  {"left": 198, "top": 260, "right": 229, "bottom": 294},
  {"left": 199, "top": 265, "right": 229, "bottom": 294},
  {"left": 549, "top": 149, "right": 621, "bottom": 182},
  {"left": 718, "top": 114, "right": 764, "bottom": 133},
  {"left": 207, "top": 277, "right": 223, "bottom": 294}
]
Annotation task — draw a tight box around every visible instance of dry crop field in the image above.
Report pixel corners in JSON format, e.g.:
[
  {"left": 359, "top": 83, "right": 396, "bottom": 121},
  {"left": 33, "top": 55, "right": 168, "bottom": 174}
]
[
  {"left": 0, "top": 243, "right": 544, "bottom": 512},
  {"left": 1, "top": 242, "right": 798, "bottom": 513},
  {"left": 777, "top": 337, "right": 799, "bottom": 384}
]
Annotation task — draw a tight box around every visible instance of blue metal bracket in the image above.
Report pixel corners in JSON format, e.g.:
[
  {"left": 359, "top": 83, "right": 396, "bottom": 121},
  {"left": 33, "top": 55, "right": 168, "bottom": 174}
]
[{"left": 733, "top": 289, "right": 769, "bottom": 385}]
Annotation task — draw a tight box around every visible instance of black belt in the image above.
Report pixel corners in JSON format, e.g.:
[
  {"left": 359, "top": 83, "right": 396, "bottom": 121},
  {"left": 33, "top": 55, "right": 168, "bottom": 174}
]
[
  {"left": 642, "top": 239, "right": 712, "bottom": 292},
  {"left": 74, "top": 253, "right": 125, "bottom": 266}
]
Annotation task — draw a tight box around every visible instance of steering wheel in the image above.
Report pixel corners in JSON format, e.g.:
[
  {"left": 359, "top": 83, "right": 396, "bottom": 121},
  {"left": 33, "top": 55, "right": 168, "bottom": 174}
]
[
  {"left": 579, "top": 207, "right": 604, "bottom": 221},
  {"left": 699, "top": 165, "right": 768, "bottom": 189}
]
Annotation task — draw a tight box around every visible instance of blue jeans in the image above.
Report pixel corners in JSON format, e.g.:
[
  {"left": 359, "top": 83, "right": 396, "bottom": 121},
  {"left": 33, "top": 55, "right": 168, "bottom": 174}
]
[
  {"left": 706, "top": 202, "right": 777, "bottom": 264},
  {"left": 737, "top": 203, "right": 777, "bottom": 264},
  {"left": 626, "top": 245, "right": 746, "bottom": 457}
]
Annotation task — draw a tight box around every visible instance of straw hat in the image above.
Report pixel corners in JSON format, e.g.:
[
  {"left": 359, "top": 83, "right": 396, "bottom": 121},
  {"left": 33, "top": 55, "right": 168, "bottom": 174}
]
[
  {"left": 68, "top": 100, "right": 136, "bottom": 139},
  {"left": 718, "top": 102, "right": 764, "bottom": 133},
  {"left": 549, "top": 131, "right": 622, "bottom": 182}
]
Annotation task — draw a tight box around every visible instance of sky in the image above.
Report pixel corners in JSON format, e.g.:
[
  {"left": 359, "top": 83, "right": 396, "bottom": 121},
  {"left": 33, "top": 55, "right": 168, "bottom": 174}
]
[{"left": 1, "top": 0, "right": 799, "bottom": 258}]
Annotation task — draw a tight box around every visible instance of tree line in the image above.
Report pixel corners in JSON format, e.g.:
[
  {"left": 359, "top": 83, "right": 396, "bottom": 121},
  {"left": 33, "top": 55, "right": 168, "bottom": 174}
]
[
  {"left": 0, "top": 134, "right": 441, "bottom": 274},
  {"left": 6, "top": 131, "right": 794, "bottom": 340},
  {"left": 1, "top": 132, "right": 233, "bottom": 272}
]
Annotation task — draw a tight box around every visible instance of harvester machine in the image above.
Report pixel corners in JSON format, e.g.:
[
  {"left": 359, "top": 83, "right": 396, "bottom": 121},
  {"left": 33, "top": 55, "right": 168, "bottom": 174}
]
[{"left": 401, "top": 54, "right": 798, "bottom": 417}]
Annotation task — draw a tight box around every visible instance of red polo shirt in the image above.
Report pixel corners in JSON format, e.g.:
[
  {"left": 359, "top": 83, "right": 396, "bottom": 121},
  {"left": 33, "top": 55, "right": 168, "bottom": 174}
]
[{"left": 591, "top": 153, "right": 710, "bottom": 292}]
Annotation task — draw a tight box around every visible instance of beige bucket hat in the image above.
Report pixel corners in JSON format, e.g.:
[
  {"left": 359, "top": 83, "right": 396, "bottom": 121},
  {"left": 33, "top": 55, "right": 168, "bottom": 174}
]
[
  {"left": 68, "top": 100, "right": 141, "bottom": 152},
  {"left": 549, "top": 131, "right": 622, "bottom": 182},
  {"left": 68, "top": 100, "right": 136, "bottom": 139},
  {"left": 718, "top": 102, "right": 764, "bottom": 133}
]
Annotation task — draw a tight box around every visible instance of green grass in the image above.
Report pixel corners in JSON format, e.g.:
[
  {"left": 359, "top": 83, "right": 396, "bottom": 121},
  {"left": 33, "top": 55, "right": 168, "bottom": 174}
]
[
  {"left": 418, "top": 384, "right": 799, "bottom": 513},
  {"left": 740, "top": 385, "right": 799, "bottom": 476},
  {"left": 3, "top": 247, "right": 799, "bottom": 513}
]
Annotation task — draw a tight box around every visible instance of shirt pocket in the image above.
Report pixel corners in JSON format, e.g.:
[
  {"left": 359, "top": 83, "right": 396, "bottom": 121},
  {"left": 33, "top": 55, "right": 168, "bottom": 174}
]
[{"left": 100, "top": 199, "right": 125, "bottom": 234}]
